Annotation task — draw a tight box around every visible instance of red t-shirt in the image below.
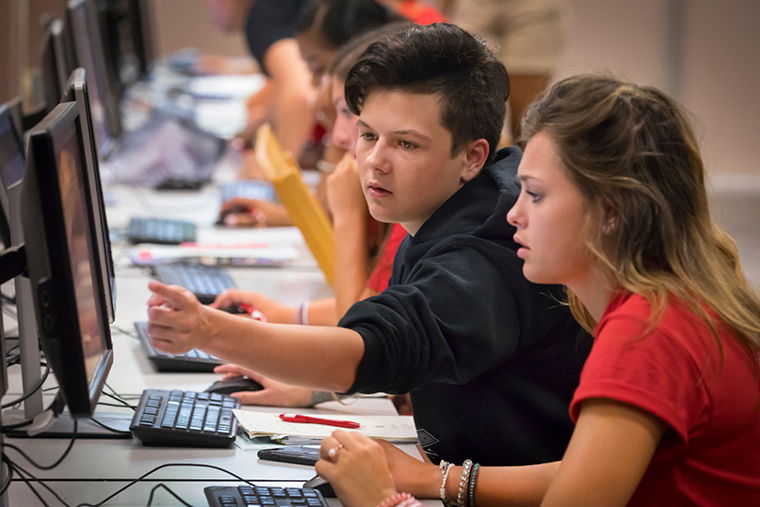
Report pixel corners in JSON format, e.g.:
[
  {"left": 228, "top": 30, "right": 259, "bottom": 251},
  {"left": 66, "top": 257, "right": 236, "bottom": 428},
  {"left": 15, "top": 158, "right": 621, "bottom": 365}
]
[
  {"left": 570, "top": 292, "right": 760, "bottom": 506},
  {"left": 366, "top": 223, "right": 407, "bottom": 293},
  {"left": 397, "top": 0, "right": 446, "bottom": 25}
]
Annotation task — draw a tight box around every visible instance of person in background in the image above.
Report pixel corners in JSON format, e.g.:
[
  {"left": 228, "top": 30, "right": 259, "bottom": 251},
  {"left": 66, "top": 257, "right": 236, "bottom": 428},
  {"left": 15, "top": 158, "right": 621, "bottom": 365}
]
[
  {"left": 213, "top": 24, "right": 412, "bottom": 409},
  {"left": 146, "top": 23, "right": 587, "bottom": 468},
  {"left": 442, "top": 0, "right": 564, "bottom": 145},
  {"left": 205, "top": 0, "right": 313, "bottom": 160},
  {"left": 313, "top": 75, "right": 760, "bottom": 507}
]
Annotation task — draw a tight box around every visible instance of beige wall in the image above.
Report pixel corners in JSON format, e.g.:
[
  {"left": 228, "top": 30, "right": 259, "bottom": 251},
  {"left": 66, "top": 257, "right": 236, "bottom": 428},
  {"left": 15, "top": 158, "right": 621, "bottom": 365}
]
[
  {"left": 151, "top": 0, "right": 248, "bottom": 58},
  {"left": 555, "top": 0, "right": 760, "bottom": 178}
]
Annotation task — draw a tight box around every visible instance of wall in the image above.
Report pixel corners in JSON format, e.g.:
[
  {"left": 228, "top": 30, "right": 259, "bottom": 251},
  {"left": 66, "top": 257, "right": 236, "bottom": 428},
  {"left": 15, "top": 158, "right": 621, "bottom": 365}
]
[{"left": 555, "top": 0, "right": 760, "bottom": 180}]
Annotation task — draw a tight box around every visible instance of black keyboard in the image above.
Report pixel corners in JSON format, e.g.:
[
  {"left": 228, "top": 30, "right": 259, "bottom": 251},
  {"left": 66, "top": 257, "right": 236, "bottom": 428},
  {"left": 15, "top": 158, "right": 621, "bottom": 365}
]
[
  {"left": 205, "top": 485, "right": 328, "bottom": 507},
  {"left": 130, "top": 389, "right": 240, "bottom": 447},
  {"left": 154, "top": 263, "right": 235, "bottom": 304},
  {"left": 220, "top": 181, "right": 277, "bottom": 203},
  {"left": 135, "top": 322, "right": 222, "bottom": 372},
  {"left": 127, "top": 217, "right": 197, "bottom": 245}
]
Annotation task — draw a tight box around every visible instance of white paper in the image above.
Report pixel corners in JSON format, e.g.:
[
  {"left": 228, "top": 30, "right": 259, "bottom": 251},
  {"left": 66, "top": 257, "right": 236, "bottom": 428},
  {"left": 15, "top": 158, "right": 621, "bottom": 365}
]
[{"left": 233, "top": 409, "right": 418, "bottom": 442}]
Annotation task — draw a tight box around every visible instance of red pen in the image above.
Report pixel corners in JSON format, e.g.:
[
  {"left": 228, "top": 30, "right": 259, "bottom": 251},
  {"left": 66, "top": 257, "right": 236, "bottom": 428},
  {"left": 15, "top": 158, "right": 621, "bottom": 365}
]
[{"left": 279, "top": 413, "right": 360, "bottom": 429}]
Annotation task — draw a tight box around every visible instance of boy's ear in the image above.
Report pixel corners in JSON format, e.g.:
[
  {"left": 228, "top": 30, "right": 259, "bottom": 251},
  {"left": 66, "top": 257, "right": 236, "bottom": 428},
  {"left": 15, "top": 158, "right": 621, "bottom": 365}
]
[{"left": 460, "top": 139, "right": 490, "bottom": 183}]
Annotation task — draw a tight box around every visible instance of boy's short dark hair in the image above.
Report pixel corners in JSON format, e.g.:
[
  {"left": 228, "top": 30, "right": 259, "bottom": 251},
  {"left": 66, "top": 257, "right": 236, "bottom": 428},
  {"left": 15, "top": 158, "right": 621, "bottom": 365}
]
[{"left": 344, "top": 23, "right": 509, "bottom": 164}]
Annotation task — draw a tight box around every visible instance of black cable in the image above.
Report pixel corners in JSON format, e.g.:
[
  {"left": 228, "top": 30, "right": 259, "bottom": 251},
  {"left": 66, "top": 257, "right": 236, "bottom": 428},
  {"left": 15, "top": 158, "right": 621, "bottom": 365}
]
[
  {"left": 8, "top": 460, "right": 71, "bottom": 507},
  {"left": 1, "top": 390, "right": 64, "bottom": 431},
  {"left": 87, "top": 417, "right": 132, "bottom": 436},
  {"left": 100, "top": 391, "right": 136, "bottom": 411},
  {"left": 1, "top": 363, "right": 51, "bottom": 409},
  {"left": 144, "top": 483, "right": 194, "bottom": 507},
  {"left": 74, "top": 463, "right": 257, "bottom": 507},
  {"left": 110, "top": 325, "right": 137, "bottom": 339},
  {"left": 1, "top": 292, "right": 15, "bottom": 305},
  {"left": 4, "top": 419, "right": 77, "bottom": 470},
  {"left": 0, "top": 454, "right": 13, "bottom": 497},
  {"left": 8, "top": 462, "right": 51, "bottom": 507}
]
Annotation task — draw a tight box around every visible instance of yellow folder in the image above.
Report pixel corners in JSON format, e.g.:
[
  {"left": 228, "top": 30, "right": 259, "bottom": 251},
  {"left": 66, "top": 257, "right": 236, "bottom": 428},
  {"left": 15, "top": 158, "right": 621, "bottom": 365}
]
[{"left": 255, "top": 124, "right": 335, "bottom": 286}]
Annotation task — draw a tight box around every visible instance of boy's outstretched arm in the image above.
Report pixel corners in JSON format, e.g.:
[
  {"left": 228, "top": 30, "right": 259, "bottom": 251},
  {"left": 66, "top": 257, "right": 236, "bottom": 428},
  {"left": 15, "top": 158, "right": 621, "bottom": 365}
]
[{"left": 146, "top": 282, "right": 365, "bottom": 393}]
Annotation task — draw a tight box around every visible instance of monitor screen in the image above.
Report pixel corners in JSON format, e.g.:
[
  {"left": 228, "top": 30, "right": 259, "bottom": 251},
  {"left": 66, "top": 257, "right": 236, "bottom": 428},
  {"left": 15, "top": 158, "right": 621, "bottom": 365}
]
[
  {"left": 68, "top": 0, "right": 122, "bottom": 155},
  {"left": 21, "top": 101, "right": 113, "bottom": 416},
  {"left": 62, "top": 68, "right": 116, "bottom": 323}
]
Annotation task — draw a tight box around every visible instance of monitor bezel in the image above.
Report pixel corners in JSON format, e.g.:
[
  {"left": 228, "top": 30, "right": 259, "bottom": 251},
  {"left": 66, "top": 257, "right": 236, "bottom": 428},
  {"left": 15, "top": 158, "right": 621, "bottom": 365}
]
[
  {"left": 62, "top": 68, "right": 116, "bottom": 323},
  {"left": 0, "top": 102, "right": 26, "bottom": 248},
  {"left": 21, "top": 101, "right": 113, "bottom": 417},
  {"left": 68, "top": 0, "right": 122, "bottom": 144}
]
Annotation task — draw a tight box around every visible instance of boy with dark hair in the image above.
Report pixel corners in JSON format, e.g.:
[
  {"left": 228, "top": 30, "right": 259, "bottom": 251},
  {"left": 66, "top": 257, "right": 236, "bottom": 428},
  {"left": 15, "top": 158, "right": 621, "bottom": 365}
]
[{"left": 147, "top": 23, "right": 588, "bottom": 466}]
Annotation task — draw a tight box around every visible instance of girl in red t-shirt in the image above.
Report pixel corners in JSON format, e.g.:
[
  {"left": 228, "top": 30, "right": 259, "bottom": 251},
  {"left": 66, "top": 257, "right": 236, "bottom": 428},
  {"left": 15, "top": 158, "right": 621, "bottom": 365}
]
[{"left": 314, "top": 75, "right": 760, "bottom": 507}]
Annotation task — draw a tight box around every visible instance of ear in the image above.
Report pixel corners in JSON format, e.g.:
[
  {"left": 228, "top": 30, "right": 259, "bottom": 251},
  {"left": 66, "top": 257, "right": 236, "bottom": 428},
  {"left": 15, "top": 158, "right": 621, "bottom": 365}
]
[{"left": 459, "top": 139, "right": 490, "bottom": 184}]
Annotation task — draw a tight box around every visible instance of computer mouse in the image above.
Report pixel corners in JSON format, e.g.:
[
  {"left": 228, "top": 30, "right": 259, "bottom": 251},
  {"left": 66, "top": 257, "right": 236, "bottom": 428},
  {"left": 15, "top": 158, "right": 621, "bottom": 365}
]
[
  {"left": 303, "top": 474, "right": 336, "bottom": 498},
  {"left": 204, "top": 376, "right": 263, "bottom": 396},
  {"left": 154, "top": 177, "right": 205, "bottom": 191},
  {"left": 215, "top": 204, "right": 255, "bottom": 227},
  {"left": 218, "top": 303, "right": 249, "bottom": 315}
]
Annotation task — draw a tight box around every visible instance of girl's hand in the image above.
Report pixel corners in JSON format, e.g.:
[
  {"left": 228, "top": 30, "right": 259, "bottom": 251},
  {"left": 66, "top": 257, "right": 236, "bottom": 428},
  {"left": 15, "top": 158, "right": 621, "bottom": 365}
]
[
  {"left": 316, "top": 430, "right": 398, "bottom": 507},
  {"left": 326, "top": 153, "right": 368, "bottom": 220},
  {"left": 211, "top": 289, "right": 296, "bottom": 324}
]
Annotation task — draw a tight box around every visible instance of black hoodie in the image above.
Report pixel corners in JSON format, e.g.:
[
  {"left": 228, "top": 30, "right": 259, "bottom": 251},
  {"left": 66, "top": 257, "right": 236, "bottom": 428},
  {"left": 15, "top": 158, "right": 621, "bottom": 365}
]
[{"left": 339, "top": 147, "right": 590, "bottom": 466}]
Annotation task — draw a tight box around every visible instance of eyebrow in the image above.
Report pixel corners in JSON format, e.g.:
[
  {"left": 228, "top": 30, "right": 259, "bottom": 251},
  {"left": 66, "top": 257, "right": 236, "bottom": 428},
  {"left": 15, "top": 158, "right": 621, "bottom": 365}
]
[
  {"left": 517, "top": 174, "right": 539, "bottom": 183},
  {"left": 356, "top": 121, "right": 431, "bottom": 142}
]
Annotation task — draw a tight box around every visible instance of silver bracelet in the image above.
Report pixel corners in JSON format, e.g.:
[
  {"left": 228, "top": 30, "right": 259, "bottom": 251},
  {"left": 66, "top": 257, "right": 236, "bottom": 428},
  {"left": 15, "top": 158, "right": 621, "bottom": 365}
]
[
  {"left": 439, "top": 461, "right": 454, "bottom": 507},
  {"left": 457, "top": 460, "right": 473, "bottom": 507}
]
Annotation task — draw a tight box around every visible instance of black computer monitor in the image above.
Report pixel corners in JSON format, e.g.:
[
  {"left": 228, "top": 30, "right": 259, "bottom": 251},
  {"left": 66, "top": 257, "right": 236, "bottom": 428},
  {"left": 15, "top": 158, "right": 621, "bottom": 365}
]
[
  {"left": 0, "top": 103, "right": 26, "bottom": 248},
  {"left": 21, "top": 101, "right": 113, "bottom": 417},
  {"left": 40, "top": 18, "right": 76, "bottom": 115},
  {"left": 68, "top": 0, "right": 122, "bottom": 155},
  {"left": 62, "top": 68, "right": 116, "bottom": 323},
  {"left": 128, "top": 0, "right": 155, "bottom": 78}
]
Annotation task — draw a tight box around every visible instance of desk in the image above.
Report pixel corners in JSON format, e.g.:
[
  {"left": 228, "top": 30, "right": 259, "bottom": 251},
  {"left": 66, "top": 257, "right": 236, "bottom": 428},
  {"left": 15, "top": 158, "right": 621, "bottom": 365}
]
[{"left": 3, "top": 185, "right": 436, "bottom": 506}]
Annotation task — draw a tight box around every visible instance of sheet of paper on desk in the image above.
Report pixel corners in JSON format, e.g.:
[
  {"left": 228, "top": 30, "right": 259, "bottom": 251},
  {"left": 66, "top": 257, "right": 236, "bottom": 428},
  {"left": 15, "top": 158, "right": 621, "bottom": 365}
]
[
  {"left": 187, "top": 75, "right": 267, "bottom": 99},
  {"left": 233, "top": 409, "right": 418, "bottom": 442},
  {"left": 128, "top": 243, "right": 298, "bottom": 266}
]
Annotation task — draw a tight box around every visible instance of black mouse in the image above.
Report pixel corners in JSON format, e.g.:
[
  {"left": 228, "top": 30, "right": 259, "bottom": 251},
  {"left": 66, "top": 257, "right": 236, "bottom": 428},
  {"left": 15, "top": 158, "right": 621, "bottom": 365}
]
[
  {"left": 303, "top": 474, "right": 336, "bottom": 498},
  {"left": 215, "top": 204, "right": 253, "bottom": 226},
  {"left": 205, "top": 376, "right": 263, "bottom": 396},
  {"left": 154, "top": 177, "right": 205, "bottom": 191},
  {"left": 218, "top": 303, "right": 248, "bottom": 315}
]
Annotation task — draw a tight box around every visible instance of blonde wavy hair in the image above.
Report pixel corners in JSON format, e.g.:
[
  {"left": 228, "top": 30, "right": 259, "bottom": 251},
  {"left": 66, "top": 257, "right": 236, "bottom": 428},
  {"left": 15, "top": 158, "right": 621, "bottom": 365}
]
[{"left": 521, "top": 75, "right": 760, "bottom": 358}]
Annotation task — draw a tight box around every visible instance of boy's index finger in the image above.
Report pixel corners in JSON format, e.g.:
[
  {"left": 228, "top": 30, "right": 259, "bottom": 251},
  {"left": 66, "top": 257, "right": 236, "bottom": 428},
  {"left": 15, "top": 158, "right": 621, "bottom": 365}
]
[{"left": 147, "top": 281, "right": 189, "bottom": 310}]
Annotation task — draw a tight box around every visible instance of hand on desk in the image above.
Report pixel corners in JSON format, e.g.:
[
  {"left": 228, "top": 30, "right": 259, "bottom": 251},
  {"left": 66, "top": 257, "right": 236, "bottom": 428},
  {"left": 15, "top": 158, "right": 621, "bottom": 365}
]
[
  {"left": 316, "top": 430, "right": 398, "bottom": 507},
  {"left": 213, "top": 364, "right": 314, "bottom": 407},
  {"left": 211, "top": 289, "right": 296, "bottom": 324},
  {"left": 218, "top": 197, "right": 292, "bottom": 227}
]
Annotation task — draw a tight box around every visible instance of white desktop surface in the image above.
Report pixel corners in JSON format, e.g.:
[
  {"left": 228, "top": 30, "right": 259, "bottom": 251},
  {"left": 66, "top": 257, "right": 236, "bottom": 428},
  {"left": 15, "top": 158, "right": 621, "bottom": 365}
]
[{"left": 3, "top": 184, "right": 435, "bottom": 506}]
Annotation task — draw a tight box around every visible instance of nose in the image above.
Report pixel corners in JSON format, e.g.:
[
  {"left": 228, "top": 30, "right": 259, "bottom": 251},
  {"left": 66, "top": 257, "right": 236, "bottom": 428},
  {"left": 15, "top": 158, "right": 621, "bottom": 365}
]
[
  {"left": 363, "top": 138, "right": 391, "bottom": 174},
  {"left": 506, "top": 196, "right": 524, "bottom": 228},
  {"left": 331, "top": 116, "right": 352, "bottom": 152}
]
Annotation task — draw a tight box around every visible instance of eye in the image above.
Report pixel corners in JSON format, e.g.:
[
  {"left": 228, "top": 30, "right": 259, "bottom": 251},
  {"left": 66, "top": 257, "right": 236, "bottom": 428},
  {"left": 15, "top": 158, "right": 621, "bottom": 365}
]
[
  {"left": 527, "top": 191, "right": 543, "bottom": 203},
  {"left": 398, "top": 140, "right": 416, "bottom": 150},
  {"left": 341, "top": 108, "right": 352, "bottom": 118},
  {"left": 359, "top": 132, "right": 377, "bottom": 142}
]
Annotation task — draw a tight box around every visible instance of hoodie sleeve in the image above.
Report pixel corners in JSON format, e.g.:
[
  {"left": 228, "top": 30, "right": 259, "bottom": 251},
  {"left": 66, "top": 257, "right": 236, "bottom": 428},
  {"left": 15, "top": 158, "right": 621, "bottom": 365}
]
[{"left": 340, "top": 238, "right": 523, "bottom": 394}]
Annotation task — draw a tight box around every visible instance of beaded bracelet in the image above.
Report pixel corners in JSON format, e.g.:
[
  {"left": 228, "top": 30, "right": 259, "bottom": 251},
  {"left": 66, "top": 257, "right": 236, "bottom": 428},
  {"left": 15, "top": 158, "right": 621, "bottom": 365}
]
[
  {"left": 439, "top": 460, "right": 454, "bottom": 507},
  {"left": 468, "top": 463, "right": 480, "bottom": 507},
  {"left": 457, "top": 459, "right": 473, "bottom": 507}
]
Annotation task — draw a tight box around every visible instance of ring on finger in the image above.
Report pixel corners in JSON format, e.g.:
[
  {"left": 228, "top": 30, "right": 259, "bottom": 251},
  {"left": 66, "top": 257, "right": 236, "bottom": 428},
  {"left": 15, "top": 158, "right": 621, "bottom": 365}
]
[{"left": 327, "top": 444, "right": 344, "bottom": 461}]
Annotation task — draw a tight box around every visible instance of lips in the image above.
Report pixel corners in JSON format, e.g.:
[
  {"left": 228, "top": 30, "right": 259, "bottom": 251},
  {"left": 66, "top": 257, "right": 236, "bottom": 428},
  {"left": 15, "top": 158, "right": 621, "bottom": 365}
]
[{"left": 367, "top": 182, "right": 391, "bottom": 198}]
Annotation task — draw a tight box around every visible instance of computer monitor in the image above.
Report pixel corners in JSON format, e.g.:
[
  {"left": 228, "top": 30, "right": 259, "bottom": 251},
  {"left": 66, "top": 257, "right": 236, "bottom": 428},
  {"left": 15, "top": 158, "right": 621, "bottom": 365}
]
[
  {"left": 21, "top": 101, "right": 113, "bottom": 417},
  {"left": 62, "top": 68, "right": 116, "bottom": 323},
  {"left": 68, "top": 0, "right": 122, "bottom": 155},
  {"left": 0, "top": 103, "right": 26, "bottom": 248},
  {"left": 128, "top": 0, "right": 156, "bottom": 78},
  {"left": 39, "top": 18, "right": 75, "bottom": 115}
]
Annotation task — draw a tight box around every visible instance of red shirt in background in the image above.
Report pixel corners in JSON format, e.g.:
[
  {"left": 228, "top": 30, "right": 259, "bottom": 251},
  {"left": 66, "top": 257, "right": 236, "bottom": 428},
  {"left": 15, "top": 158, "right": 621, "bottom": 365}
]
[
  {"left": 396, "top": 0, "right": 446, "bottom": 25},
  {"left": 366, "top": 223, "right": 407, "bottom": 293},
  {"left": 570, "top": 292, "right": 760, "bottom": 506}
]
